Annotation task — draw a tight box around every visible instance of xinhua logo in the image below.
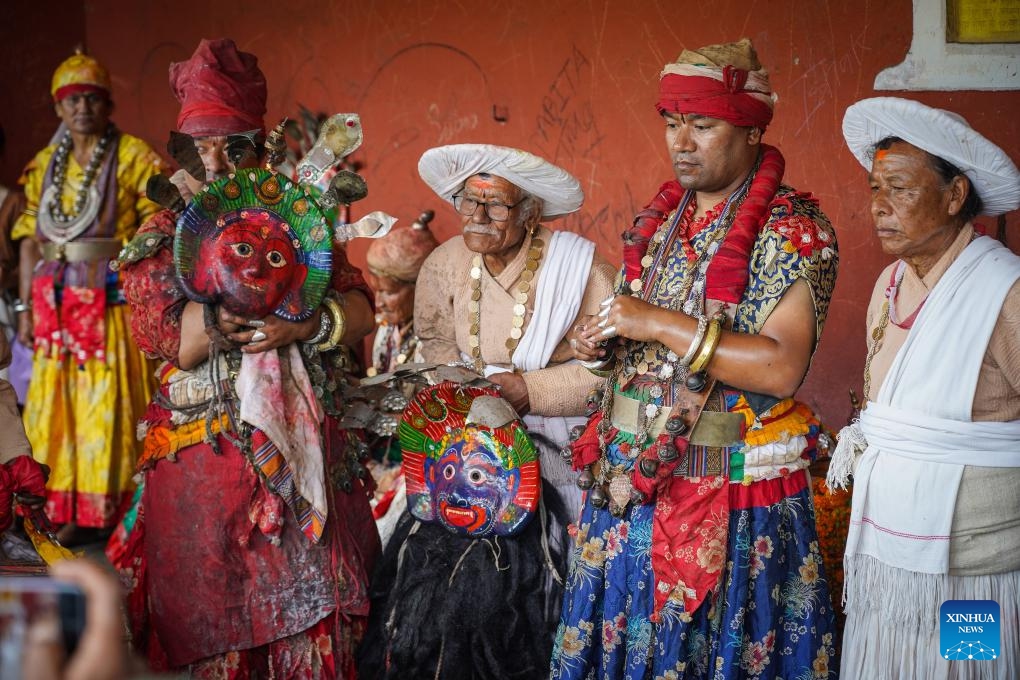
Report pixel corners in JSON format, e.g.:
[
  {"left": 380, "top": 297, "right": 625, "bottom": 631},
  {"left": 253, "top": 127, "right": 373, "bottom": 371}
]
[{"left": 939, "top": 600, "right": 1000, "bottom": 661}]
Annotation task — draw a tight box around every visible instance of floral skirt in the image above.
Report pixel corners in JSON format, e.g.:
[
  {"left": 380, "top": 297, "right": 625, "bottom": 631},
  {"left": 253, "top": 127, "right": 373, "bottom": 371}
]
[{"left": 551, "top": 462, "right": 838, "bottom": 679}]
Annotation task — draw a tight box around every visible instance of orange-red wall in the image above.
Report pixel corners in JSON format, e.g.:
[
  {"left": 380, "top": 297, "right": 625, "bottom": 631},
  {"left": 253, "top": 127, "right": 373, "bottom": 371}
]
[{"left": 5, "top": 1, "right": 1020, "bottom": 429}]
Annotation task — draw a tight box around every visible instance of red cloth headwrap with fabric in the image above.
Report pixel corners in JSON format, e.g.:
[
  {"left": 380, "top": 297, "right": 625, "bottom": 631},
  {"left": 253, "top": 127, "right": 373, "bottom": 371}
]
[
  {"left": 170, "top": 38, "right": 267, "bottom": 137},
  {"left": 656, "top": 71, "right": 774, "bottom": 129},
  {"left": 656, "top": 38, "right": 775, "bottom": 130}
]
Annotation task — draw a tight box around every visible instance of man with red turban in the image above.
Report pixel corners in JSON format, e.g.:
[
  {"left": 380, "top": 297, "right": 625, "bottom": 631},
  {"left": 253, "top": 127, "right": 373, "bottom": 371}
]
[
  {"left": 111, "top": 38, "right": 379, "bottom": 677},
  {"left": 12, "top": 51, "right": 164, "bottom": 545},
  {"left": 552, "top": 39, "right": 839, "bottom": 678}
]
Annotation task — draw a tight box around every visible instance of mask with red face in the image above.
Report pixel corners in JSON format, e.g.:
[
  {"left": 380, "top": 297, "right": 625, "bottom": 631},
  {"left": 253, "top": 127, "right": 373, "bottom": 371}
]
[{"left": 175, "top": 168, "right": 333, "bottom": 320}]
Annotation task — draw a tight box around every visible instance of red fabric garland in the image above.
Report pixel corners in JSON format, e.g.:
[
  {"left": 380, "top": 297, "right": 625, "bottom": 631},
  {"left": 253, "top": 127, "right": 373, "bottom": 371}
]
[{"left": 621, "top": 144, "right": 786, "bottom": 304}]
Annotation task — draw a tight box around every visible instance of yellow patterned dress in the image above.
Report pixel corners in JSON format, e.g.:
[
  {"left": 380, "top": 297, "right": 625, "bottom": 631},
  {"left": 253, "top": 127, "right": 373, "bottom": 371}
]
[{"left": 13, "top": 131, "right": 163, "bottom": 528}]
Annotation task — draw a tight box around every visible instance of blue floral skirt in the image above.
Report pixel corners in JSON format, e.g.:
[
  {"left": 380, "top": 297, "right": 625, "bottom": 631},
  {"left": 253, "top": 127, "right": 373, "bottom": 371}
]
[{"left": 551, "top": 468, "right": 838, "bottom": 679}]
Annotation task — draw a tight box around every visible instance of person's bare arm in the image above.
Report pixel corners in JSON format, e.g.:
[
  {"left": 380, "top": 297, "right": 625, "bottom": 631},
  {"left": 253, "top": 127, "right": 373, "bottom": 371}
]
[
  {"left": 597, "top": 278, "right": 817, "bottom": 398},
  {"left": 16, "top": 237, "right": 40, "bottom": 346}
]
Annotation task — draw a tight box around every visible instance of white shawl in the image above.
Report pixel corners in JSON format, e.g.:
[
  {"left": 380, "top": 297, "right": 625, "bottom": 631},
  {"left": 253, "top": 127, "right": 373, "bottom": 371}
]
[{"left": 830, "top": 235, "right": 1020, "bottom": 575}]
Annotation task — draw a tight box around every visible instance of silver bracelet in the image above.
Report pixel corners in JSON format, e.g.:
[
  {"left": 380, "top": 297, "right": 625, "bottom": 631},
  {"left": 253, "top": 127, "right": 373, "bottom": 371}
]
[
  {"left": 12, "top": 299, "right": 31, "bottom": 314},
  {"left": 303, "top": 306, "right": 333, "bottom": 345},
  {"left": 680, "top": 314, "right": 709, "bottom": 366}
]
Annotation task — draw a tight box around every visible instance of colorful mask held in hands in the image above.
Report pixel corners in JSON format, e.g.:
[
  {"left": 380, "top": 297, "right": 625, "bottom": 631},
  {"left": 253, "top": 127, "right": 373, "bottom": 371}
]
[
  {"left": 399, "top": 381, "right": 540, "bottom": 537},
  {"left": 174, "top": 168, "right": 332, "bottom": 321}
]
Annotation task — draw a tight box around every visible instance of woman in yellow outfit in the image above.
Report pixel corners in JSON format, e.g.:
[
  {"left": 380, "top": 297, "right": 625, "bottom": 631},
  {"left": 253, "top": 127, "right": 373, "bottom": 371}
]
[{"left": 12, "top": 51, "right": 164, "bottom": 543}]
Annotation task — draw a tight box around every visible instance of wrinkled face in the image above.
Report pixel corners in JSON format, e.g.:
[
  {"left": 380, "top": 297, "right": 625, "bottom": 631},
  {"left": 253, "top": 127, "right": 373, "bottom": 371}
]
[
  {"left": 191, "top": 210, "right": 307, "bottom": 318},
  {"left": 868, "top": 141, "right": 965, "bottom": 263},
  {"left": 423, "top": 432, "right": 521, "bottom": 537},
  {"left": 459, "top": 174, "right": 534, "bottom": 258},
  {"left": 664, "top": 112, "right": 760, "bottom": 195},
  {"left": 54, "top": 91, "right": 112, "bottom": 136},
  {"left": 373, "top": 275, "right": 415, "bottom": 327}
]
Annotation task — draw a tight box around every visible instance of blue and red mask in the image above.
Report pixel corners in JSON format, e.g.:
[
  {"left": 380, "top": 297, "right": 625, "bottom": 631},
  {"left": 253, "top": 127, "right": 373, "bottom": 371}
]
[{"left": 399, "top": 381, "right": 540, "bottom": 538}]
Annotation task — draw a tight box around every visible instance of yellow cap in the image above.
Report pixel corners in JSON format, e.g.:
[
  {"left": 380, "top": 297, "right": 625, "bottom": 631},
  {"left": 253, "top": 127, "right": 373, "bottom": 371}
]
[{"left": 51, "top": 51, "right": 111, "bottom": 101}]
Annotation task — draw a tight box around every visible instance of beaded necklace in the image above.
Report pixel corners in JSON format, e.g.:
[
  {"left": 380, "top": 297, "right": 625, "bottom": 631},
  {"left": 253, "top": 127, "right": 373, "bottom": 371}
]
[
  {"left": 468, "top": 234, "right": 545, "bottom": 373},
  {"left": 38, "top": 124, "right": 115, "bottom": 245}
]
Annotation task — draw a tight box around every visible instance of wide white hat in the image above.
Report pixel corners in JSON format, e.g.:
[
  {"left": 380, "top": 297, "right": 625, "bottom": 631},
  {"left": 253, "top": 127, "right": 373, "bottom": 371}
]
[
  {"left": 418, "top": 144, "right": 583, "bottom": 219},
  {"left": 843, "top": 97, "right": 1020, "bottom": 216}
]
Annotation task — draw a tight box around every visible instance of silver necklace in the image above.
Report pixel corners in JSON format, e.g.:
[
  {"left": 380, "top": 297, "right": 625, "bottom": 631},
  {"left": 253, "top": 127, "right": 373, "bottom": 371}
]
[{"left": 37, "top": 125, "right": 115, "bottom": 245}]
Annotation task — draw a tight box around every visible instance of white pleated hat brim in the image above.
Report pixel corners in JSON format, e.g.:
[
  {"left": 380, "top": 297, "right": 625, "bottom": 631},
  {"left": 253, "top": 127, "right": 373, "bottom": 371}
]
[
  {"left": 843, "top": 97, "right": 1020, "bottom": 216},
  {"left": 418, "top": 144, "right": 584, "bottom": 219}
]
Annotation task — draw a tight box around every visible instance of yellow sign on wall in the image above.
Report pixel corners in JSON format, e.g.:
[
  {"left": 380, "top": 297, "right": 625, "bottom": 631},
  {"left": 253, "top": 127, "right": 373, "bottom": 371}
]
[{"left": 948, "top": 0, "right": 1020, "bottom": 43}]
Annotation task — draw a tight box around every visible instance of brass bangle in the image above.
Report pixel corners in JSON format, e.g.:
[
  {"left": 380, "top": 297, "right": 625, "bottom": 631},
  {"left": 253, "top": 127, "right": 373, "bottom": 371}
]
[
  {"left": 314, "top": 297, "right": 346, "bottom": 352},
  {"left": 680, "top": 314, "right": 709, "bottom": 366},
  {"left": 689, "top": 318, "right": 722, "bottom": 373}
]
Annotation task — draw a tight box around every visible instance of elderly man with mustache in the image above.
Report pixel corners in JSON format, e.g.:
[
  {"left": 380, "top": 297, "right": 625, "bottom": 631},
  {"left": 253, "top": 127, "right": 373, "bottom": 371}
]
[{"left": 413, "top": 143, "right": 616, "bottom": 525}]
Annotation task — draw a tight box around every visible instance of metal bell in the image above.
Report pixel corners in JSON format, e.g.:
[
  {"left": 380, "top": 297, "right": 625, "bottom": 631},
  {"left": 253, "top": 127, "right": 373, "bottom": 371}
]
[
  {"left": 560, "top": 445, "right": 574, "bottom": 462},
  {"left": 609, "top": 501, "right": 626, "bottom": 518},
  {"left": 629, "top": 488, "right": 647, "bottom": 506},
  {"left": 639, "top": 457, "right": 660, "bottom": 478},
  {"left": 664, "top": 416, "right": 688, "bottom": 435},
  {"left": 576, "top": 466, "right": 596, "bottom": 490},
  {"left": 590, "top": 484, "right": 609, "bottom": 508},
  {"left": 569, "top": 425, "right": 587, "bottom": 441},
  {"left": 685, "top": 370, "right": 708, "bottom": 393},
  {"left": 657, "top": 442, "right": 678, "bottom": 462}
]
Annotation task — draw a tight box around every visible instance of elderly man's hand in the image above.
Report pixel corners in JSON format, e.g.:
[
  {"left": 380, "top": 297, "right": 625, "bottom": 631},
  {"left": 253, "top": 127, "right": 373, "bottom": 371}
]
[
  {"left": 488, "top": 371, "right": 530, "bottom": 416},
  {"left": 571, "top": 315, "right": 611, "bottom": 362}
]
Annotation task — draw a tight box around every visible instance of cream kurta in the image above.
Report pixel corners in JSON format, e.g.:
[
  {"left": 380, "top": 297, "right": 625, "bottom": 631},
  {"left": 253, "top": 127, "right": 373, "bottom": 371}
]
[
  {"left": 415, "top": 225, "right": 616, "bottom": 417},
  {"left": 865, "top": 224, "right": 1020, "bottom": 574}
]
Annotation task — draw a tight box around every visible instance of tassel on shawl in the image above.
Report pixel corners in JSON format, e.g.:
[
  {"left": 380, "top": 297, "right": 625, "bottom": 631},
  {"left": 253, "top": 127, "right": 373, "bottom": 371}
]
[{"left": 826, "top": 420, "right": 867, "bottom": 490}]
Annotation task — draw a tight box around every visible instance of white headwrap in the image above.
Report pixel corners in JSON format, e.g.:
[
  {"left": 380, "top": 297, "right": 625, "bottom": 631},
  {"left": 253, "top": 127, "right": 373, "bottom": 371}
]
[
  {"left": 417, "top": 144, "right": 583, "bottom": 219},
  {"left": 843, "top": 97, "right": 1020, "bottom": 216}
]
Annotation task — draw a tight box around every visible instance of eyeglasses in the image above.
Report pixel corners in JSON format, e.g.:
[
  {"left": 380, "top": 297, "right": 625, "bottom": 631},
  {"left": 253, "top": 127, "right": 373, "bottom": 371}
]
[{"left": 451, "top": 194, "right": 526, "bottom": 222}]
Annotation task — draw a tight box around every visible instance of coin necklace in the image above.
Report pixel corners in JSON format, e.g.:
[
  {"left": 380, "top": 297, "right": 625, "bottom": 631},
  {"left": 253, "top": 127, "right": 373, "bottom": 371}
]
[{"left": 468, "top": 234, "right": 545, "bottom": 373}]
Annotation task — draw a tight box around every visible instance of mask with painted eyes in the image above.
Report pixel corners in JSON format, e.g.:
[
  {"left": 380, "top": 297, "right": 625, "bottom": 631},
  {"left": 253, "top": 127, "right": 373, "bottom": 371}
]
[
  {"left": 175, "top": 168, "right": 333, "bottom": 320},
  {"left": 399, "top": 381, "right": 540, "bottom": 537},
  {"left": 188, "top": 210, "right": 307, "bottom": 319}
]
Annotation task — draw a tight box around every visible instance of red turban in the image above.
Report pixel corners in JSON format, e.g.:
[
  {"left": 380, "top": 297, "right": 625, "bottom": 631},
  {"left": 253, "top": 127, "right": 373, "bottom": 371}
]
[
  {"left": 170, "top": 38, "right": 267, "bottom": 137},
  {"left": 656, "top": 38, "right": 775, "bottom": 130}
]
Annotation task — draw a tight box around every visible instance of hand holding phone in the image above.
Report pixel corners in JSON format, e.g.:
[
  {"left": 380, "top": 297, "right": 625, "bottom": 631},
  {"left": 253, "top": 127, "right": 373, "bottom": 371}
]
[{"left": 2, "top": 559, "right": 127, "bottom": 680}]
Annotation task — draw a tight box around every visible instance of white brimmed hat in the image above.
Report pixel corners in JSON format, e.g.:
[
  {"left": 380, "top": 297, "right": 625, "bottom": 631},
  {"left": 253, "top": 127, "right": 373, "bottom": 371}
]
[
  {"left": 843, "top": 97, "right": 1020, "bottom": 216},
  {"left": 418, "top": 144, "right": 583, "bottom": 219}
]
